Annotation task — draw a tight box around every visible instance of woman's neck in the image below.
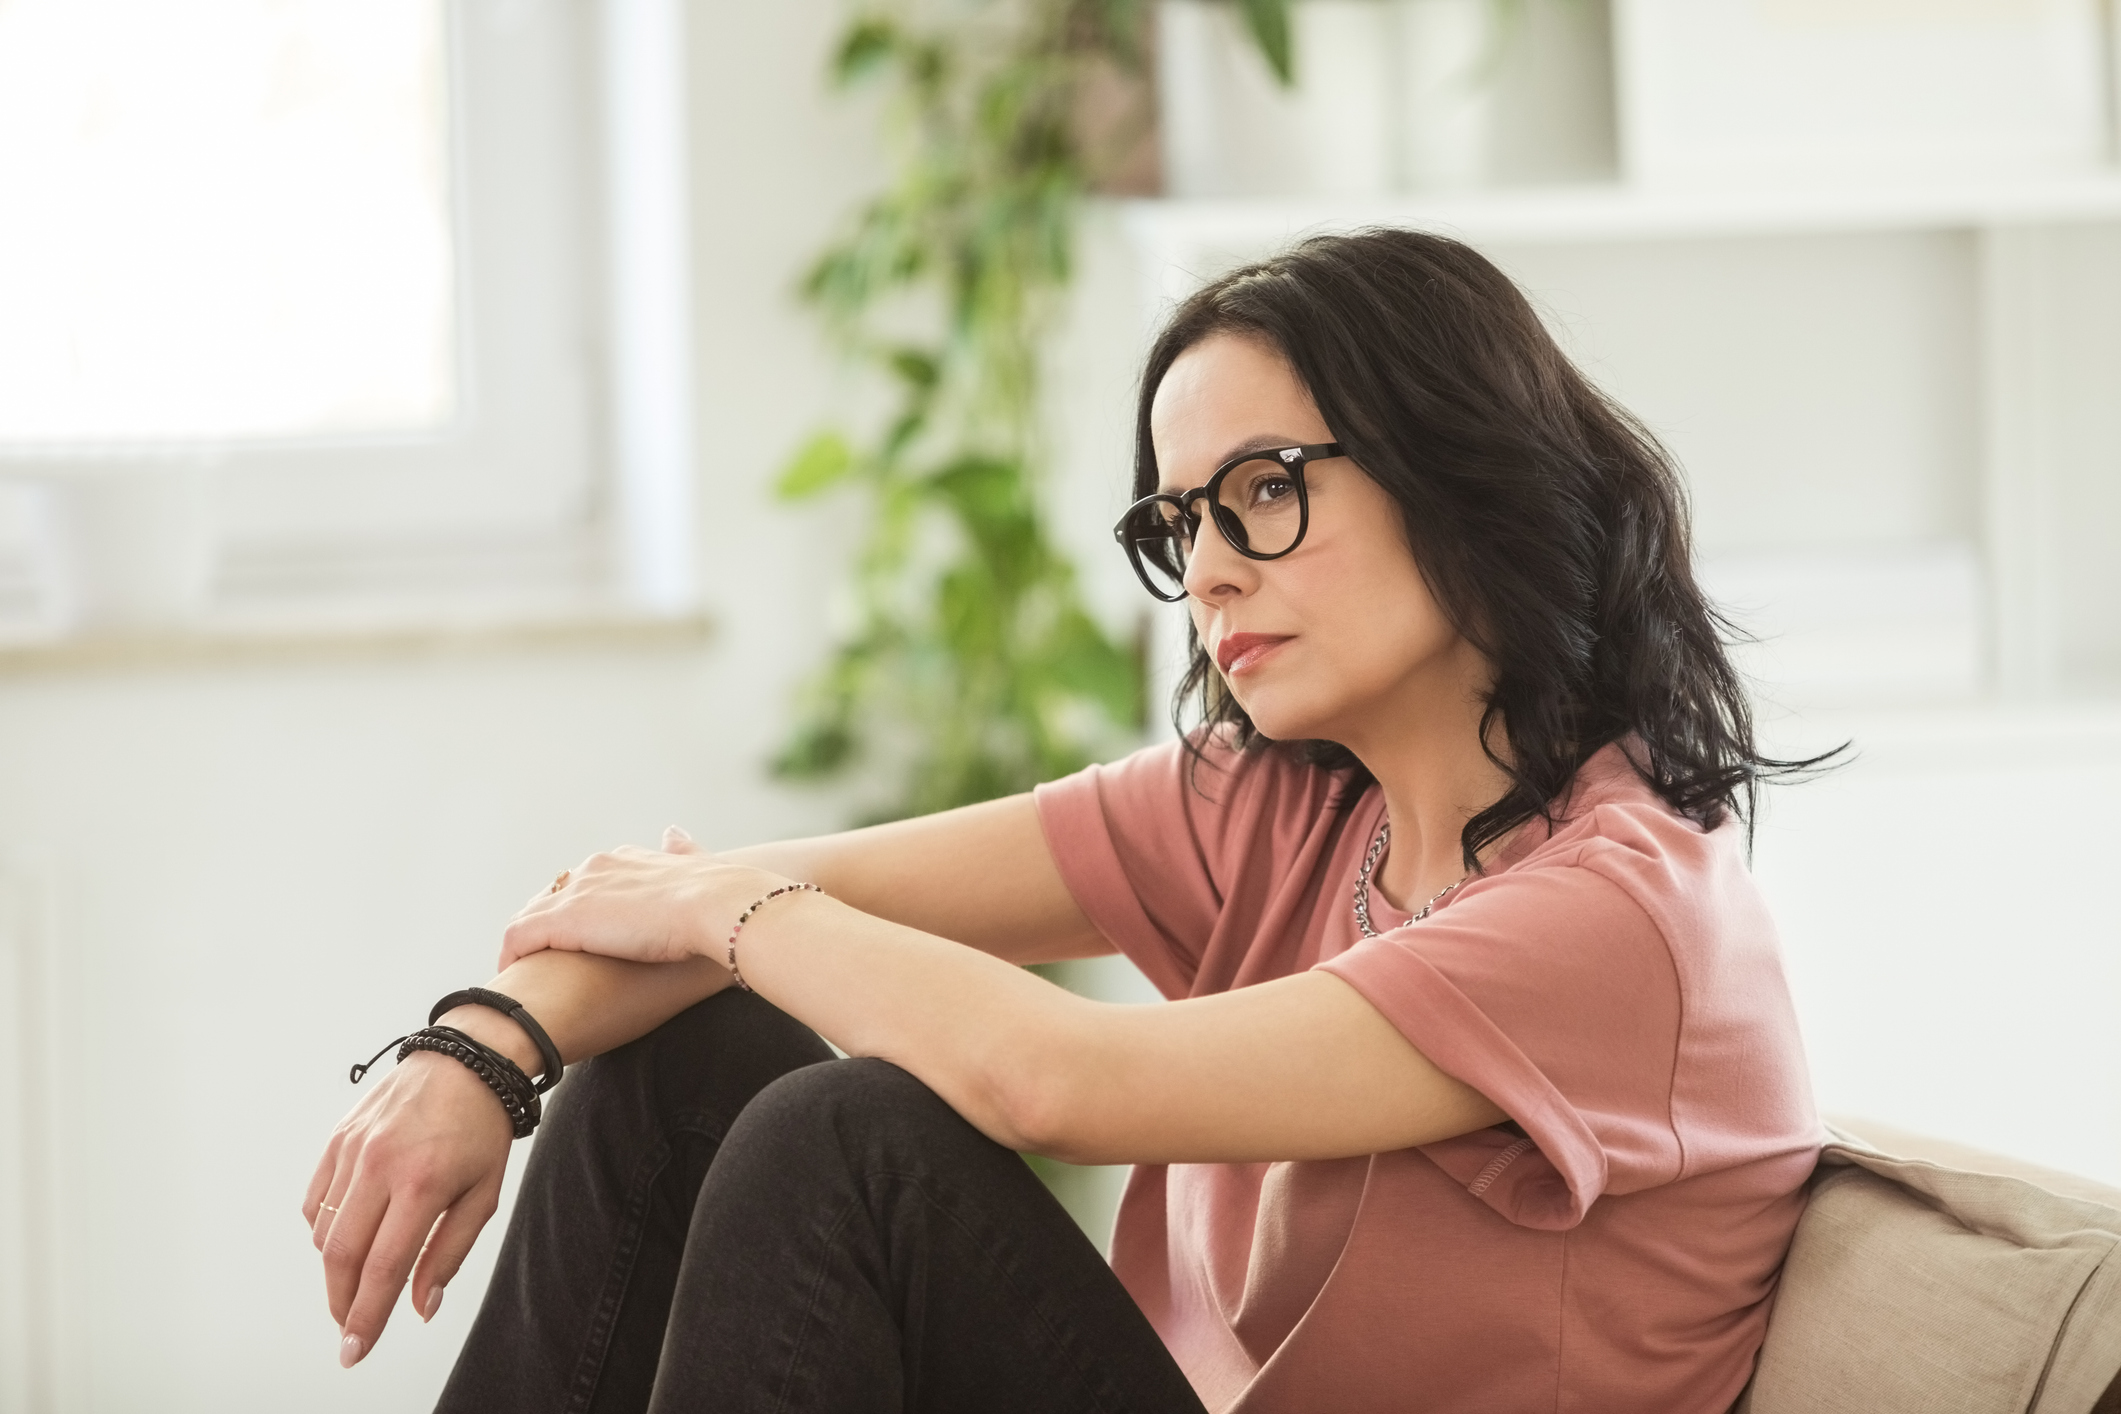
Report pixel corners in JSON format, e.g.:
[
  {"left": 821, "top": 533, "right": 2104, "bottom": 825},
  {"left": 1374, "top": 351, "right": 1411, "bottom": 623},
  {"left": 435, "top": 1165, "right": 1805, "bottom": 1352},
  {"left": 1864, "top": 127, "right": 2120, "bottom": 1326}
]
[{"left": 1341, "top": 658, "right": 1515, "bottom": 913}]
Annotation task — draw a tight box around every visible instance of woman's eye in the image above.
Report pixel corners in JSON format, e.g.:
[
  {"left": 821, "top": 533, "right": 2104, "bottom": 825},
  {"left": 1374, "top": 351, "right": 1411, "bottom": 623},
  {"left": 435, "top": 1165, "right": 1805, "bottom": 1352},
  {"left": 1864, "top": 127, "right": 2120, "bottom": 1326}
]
[{"left": 1251, "top": 474, "right": 1294, "bottom": 506}]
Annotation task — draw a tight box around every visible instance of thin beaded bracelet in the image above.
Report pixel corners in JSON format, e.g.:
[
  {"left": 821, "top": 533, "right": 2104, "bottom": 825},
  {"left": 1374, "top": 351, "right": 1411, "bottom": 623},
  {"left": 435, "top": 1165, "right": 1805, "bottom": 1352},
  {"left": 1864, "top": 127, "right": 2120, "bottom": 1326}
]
[{"left": 726, "top": 882, "right": 825, "bottom": 992}]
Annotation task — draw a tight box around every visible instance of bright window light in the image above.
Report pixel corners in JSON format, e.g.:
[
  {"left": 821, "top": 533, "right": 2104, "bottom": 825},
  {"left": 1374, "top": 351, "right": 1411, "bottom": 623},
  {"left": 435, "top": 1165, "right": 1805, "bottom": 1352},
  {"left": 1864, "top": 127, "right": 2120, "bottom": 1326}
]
[{"left": 0, "top": 0, "right": 454, "bottom": 445}]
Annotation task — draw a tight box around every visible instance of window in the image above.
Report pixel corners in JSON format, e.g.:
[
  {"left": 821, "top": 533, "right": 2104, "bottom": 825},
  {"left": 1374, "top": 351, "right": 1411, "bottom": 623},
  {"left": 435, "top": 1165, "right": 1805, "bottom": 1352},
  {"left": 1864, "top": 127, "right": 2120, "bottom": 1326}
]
[
  {"left": 0, "top": 0, "right": 456, "bottom": 444},
  {"left": 0, "top": 0, "right": 696, "bottom": 633}
]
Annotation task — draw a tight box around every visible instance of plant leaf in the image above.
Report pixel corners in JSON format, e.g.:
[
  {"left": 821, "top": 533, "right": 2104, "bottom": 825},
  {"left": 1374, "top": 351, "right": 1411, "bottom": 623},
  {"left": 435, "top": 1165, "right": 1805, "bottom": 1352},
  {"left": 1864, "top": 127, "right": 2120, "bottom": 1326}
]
[
  {"left": 775, "top": 3, "right": 1148, "bottom": 821},
  {"left": 776, "top": 430, "right": 855, "bottom": 500},
  {"left": 833, "top": 17, "right": 897, "bottom": 86},
  {"left": 887, "top": 347, "right": 940, "bottom": 391},
  {"left": 1237, "top": 0, "right": 1294, "bottom": 85}
]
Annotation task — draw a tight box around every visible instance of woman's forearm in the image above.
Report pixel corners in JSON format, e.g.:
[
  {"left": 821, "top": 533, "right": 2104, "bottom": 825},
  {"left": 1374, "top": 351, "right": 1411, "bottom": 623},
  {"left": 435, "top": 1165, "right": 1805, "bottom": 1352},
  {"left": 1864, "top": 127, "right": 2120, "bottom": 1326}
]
[
  {"left": 431, "top": 821, "right": 990, "bottom": 1079},
  {"left": 461, "top": 792, "right": 1103, "bottom": 1088},
  {"left": 432, "top": 836, "right": 851, "bottom": 1075},
  {"left": 728, "top": 887, "right": 1081, "bottom": 1150},
  {"left": 438, "top": 950, "right": 733, "bottom": 1077},
  {"left": 721, "top": 798, "right": 1108, "bottom": 963}
]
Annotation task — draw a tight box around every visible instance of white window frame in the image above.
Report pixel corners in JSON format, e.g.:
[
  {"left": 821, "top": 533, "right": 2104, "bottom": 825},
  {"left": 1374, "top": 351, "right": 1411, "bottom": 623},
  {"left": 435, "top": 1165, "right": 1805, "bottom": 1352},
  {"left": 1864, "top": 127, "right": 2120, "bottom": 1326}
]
[{"left": 0, "top": 0, "right": 697, "bottom": 630}]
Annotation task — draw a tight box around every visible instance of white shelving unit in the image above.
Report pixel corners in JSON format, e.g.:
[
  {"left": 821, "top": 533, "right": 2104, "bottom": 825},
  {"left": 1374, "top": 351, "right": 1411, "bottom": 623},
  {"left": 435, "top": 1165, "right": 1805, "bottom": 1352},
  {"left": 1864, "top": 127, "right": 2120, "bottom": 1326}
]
[{"left": 1121, "top": 172, "right": 2121, "bottom": 709}]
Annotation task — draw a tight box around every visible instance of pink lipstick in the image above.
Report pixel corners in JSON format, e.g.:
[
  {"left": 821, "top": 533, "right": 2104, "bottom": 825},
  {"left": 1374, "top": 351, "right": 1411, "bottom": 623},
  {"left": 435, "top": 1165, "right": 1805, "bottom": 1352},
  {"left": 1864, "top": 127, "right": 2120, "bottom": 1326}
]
[{"left": 1216, "top": 633, "right": 1293, "bottom": 676}]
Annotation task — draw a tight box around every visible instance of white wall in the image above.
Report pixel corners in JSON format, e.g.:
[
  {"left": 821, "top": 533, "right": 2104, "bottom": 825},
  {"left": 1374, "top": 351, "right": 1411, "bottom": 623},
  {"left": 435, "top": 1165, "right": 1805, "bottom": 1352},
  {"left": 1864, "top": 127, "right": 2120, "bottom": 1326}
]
[
  {"left": 1753, "top": 705, "right": 2121, "bottom": 1185},
  {"left": 0, "top": 645, "right": 835, "bottom": 1412},
  {"left": 0, "top": 3, "right": 888, "bottom": 1409},
  {"left": 1495, "top": 231, "right": 1982, "bottom": 554}
]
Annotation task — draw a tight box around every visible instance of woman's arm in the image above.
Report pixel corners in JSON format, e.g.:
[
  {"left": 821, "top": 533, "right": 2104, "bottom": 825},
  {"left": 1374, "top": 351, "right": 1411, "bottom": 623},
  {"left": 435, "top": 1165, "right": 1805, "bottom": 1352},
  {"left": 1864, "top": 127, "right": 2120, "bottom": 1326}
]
[
  {"left": 500, "top": 852, "right": 1503, "bottom": 1166},
  {"left": 727, "top": 793, "right": 1112, "bottom": 965},
  {"left": 308, "top": 794, "right": 1102, "bottom": 1364},
  {"left": 423, "top": 795, "right": 1108, "bottom": 1074},
  {"left": 743, "top": 896, "right": 1501, "bottom": 1163}
]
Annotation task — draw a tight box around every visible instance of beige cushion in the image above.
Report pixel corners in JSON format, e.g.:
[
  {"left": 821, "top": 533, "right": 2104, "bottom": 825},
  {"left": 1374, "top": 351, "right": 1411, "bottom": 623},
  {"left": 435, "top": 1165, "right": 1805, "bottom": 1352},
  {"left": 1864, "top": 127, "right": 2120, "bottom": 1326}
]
[{"left": 1740, "top": 1126, "right": 2121, "bottom": 1414}]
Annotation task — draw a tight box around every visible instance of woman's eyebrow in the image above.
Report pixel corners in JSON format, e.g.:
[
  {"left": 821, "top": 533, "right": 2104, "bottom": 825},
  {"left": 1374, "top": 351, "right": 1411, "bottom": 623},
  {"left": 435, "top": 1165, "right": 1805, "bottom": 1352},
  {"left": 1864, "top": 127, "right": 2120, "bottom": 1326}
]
[{"left": 1158, "top": 435, "right": 1309, "bottom": 495}]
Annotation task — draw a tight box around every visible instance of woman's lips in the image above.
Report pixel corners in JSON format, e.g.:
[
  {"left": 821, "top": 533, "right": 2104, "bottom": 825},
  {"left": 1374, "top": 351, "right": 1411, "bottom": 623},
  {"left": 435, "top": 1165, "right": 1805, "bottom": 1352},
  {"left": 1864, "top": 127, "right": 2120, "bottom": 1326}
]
[{"left": 1216, "top": 633, "right": 1294, "bottom": 676}]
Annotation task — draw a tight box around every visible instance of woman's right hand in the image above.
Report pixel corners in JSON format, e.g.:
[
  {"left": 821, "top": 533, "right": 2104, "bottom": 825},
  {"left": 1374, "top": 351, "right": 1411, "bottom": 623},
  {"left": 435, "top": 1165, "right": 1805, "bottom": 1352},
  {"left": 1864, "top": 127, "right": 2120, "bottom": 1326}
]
[{"left": 302, "top": 1038, "right": 517, "bottom": 1368}]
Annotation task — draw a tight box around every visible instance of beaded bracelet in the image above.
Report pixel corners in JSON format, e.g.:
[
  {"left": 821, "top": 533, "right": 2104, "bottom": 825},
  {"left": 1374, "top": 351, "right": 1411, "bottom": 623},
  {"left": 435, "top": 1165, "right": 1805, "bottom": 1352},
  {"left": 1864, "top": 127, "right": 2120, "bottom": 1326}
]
[
  {"left": 726, "top": 882, "right": 825, "bottom": 992},
  {"left": 400, "top": 1027, "right": 542, "bottom": 1139},
  {"left": 349, "top": 1024, "right": 544, "bottom": 1139}
]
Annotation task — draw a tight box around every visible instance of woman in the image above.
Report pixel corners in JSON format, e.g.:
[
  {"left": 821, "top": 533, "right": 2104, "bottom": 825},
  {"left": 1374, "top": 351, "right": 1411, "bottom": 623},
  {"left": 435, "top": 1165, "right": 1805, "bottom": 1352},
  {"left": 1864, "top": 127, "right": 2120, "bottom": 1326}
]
[{"left": 307, "top": 229, "right": 1822, "bottom": 1413}]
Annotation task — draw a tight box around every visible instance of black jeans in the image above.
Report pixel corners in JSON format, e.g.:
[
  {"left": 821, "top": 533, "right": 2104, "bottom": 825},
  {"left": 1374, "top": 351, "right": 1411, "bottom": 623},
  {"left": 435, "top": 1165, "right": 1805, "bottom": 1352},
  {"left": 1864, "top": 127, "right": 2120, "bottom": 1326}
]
[{"left": 436, "top": 990, "right": 1207, "bottom": 1414}]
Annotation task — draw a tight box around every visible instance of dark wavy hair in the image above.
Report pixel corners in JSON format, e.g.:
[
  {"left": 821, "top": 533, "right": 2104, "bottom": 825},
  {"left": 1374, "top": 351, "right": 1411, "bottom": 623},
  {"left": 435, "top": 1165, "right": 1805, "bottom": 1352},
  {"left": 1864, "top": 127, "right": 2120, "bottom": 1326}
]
[{"left": 1136, "top": 228, "right": 1831, "bottom": 867}]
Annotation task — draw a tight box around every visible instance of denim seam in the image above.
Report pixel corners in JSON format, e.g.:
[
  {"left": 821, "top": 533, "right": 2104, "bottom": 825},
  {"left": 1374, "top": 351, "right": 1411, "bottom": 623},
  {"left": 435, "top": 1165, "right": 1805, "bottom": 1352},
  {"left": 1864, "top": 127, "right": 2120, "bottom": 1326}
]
[
  {"left": 561, "top": 1119, "right": 727, "bottom": 1414},
  {"left": 765, "top": 1189, "right": 868, "bottom": 1414}
]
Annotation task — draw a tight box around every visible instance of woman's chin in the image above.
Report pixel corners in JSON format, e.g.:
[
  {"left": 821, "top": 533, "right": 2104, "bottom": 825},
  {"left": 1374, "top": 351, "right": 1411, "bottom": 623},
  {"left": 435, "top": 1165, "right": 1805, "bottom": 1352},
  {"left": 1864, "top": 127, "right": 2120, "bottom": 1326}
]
[{"left": 1230, "top": 692, "right": 1331, "bottom": 746}]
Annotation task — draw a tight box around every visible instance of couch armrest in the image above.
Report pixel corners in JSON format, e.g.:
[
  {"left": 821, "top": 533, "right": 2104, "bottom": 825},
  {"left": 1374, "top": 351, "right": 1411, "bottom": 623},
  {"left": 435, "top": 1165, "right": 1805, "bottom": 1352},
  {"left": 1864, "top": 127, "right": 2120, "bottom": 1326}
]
[{"left": 1827, "top": 1115, "right": 2121, "bottom": 1210}]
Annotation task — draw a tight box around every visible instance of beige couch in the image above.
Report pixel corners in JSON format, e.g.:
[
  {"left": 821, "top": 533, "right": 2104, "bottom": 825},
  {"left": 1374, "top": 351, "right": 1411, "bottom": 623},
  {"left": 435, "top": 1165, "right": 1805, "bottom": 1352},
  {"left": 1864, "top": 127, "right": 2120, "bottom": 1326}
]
[{"left": 1740, "top": 1120, "right": 2121, "bottom": 1414}]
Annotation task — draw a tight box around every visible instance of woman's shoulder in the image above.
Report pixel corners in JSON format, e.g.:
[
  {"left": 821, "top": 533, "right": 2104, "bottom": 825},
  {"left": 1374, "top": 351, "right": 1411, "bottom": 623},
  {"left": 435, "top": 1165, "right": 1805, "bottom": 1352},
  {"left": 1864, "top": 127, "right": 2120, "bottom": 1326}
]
[
  {"left": 1536, "top": 743, "right": 1727, "bottom": 860},
  {"left": 1518, "top": 744, "right": 1778, "bottom": 969},
  {"left": 1039, "top": 730, "right": 1371, "bottom": 884},
  {"left": 1087, "top": 727, "right": 1364, "bottom": 810}
]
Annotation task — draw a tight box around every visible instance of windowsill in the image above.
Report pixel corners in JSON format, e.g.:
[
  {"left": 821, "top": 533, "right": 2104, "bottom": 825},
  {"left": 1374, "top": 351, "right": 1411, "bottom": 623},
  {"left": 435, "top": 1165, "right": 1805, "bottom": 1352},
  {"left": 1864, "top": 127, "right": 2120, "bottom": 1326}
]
[{"left": 0, "top": 607, "right": 714, "bottom": 678}]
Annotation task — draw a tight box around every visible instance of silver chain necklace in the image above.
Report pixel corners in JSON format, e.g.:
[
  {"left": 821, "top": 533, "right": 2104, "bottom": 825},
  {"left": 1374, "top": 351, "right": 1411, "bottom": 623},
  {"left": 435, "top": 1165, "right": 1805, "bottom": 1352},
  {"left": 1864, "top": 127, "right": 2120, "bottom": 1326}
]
[{"left": 1352, "top": 818, "right": 1463, "bottom": 938}]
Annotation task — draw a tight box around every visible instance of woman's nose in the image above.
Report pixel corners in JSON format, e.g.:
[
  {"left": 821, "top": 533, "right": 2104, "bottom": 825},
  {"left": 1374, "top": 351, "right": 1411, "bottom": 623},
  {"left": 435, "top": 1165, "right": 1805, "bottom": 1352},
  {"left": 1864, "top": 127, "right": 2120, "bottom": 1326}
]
[{"left": 1180, "top": 509, "right": 1252, "bottom": 601}]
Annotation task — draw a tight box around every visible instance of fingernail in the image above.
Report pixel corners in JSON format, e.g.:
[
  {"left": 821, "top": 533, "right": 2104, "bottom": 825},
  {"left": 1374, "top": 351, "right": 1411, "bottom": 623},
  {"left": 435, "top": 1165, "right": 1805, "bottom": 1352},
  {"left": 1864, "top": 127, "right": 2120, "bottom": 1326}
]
[
  {"left": 339, "top": 1333, "right": 365, "bottom": 1368},
  {"left": 421, "top": 1286, "right": 444, "bottom": 1322}
]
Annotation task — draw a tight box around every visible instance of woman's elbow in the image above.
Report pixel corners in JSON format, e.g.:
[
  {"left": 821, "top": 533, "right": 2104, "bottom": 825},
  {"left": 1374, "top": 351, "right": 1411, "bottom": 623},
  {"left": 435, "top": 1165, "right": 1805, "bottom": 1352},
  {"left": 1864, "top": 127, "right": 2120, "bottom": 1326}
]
[{"left": 984, "top": 1027, "right": 1105, "bottom": 1162}]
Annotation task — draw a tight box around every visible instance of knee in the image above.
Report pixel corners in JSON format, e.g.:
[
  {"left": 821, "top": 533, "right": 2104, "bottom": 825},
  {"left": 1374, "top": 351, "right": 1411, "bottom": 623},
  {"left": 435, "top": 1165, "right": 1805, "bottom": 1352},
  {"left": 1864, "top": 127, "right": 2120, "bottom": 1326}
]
[
  {"left": 750, "top": 1055, "right": 944, "bottom": 1124},
  {"left": 562, "top": 989, "right": 834, "bottom": 1118},
  {"left": 731, "top": 1058, "right": 961, "bottom": 1162},
  {"left": 651, "top": 988, "right": 833, "bottom": 1074}
]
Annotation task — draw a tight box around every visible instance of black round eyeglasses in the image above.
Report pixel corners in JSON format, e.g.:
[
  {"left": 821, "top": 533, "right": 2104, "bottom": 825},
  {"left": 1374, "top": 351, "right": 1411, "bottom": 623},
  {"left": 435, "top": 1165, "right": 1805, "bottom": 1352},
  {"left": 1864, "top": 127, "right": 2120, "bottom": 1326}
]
[{"left": 1111, "top": 442, "right": 1343, "bottom": 602}]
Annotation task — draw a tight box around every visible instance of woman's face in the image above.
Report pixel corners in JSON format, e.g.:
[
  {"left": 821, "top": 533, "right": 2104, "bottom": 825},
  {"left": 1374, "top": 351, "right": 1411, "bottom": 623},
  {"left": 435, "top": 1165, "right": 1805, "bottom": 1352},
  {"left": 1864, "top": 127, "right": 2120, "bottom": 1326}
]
[{"left": 1148, "top": 332, "right": 1485, "bottom": 749}]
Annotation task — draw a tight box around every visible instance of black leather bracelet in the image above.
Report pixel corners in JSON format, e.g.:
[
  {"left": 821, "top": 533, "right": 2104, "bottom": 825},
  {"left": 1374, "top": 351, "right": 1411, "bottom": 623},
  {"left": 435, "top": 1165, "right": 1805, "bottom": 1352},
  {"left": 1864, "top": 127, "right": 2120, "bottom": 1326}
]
[
  {"left": 399, "top": 1027, "right": 542, "bottom": 1139},
  {"left": 347, "top": 1024, "right": 543, "bottom": 1139},
  {"left": 429, "top": 987, "right": 565, "bottom": 1094}
]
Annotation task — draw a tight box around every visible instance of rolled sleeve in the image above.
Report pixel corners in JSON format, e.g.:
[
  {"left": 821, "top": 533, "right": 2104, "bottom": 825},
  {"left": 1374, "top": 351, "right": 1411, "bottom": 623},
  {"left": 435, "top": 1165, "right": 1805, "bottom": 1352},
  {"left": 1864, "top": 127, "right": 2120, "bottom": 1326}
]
[
  {"left": 1032, "top": 741, "right": 1225, "bottom": 999},
  {"left": 1317, "top": 855, "right": 1686, "bottom": 1229}
]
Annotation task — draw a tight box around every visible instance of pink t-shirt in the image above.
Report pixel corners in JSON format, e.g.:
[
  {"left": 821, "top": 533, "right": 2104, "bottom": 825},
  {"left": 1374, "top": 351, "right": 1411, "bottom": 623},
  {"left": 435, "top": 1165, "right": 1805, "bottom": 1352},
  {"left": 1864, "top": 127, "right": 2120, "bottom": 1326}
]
[{"left": 1033, "top": 736, "right": 1820, "bottom": 1414}]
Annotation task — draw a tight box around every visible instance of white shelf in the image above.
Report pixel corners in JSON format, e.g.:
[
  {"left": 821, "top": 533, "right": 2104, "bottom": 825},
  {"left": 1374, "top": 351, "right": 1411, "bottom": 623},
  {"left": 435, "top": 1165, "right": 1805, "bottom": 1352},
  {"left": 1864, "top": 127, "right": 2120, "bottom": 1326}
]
[
  {"left": 1701, "top": 545, "right": 1985, "bottom": 710},
  {"left": 1120, "top": 172, "right": 2121, "bottom": 265}
]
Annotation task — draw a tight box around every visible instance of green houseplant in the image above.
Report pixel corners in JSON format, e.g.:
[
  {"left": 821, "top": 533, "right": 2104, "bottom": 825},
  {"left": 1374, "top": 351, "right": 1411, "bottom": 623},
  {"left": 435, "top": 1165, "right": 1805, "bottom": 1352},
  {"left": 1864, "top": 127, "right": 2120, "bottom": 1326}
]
[
  {"left": 772, "top": 0, "right": 1164, "bottom": 820},
  {"left": 772, "top": 0, "right": 1534, "bottom": 815}
]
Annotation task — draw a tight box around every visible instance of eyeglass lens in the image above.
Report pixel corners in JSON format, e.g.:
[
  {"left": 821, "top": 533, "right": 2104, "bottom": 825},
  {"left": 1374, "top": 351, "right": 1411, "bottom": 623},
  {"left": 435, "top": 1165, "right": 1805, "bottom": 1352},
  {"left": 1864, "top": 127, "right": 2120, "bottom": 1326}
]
[{"left": 1124, "top": 457, "right": 1305, "bottom": 597}]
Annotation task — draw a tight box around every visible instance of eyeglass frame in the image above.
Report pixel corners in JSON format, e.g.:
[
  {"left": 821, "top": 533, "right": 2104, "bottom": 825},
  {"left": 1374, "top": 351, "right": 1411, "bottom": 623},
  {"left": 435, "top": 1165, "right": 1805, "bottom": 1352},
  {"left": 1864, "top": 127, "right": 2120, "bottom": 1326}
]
[{"left": 1110, "top": 442, "right": 1344, "bottom": 603}]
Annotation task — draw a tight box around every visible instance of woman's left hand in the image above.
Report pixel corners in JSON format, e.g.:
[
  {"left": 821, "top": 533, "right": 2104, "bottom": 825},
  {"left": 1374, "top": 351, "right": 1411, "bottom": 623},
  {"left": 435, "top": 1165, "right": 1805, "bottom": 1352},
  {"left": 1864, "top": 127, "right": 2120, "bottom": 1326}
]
[{"left": 498, "top": 827, "right": 781, "bottom": 971}]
